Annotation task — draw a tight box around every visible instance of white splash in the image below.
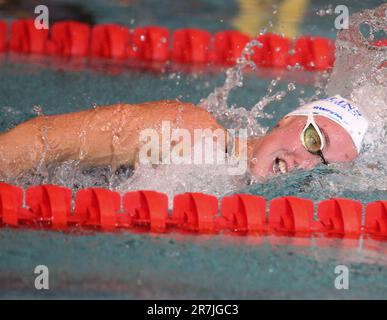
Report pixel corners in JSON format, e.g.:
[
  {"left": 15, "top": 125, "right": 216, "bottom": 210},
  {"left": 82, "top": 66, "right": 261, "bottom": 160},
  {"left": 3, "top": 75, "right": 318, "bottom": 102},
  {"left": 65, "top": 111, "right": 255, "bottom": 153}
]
[
  {"left": 310, "top": 3, "right": 387, "bottom": 196},
  {"left": 199, "top": 39, "right": 284, "bottom": 137}
]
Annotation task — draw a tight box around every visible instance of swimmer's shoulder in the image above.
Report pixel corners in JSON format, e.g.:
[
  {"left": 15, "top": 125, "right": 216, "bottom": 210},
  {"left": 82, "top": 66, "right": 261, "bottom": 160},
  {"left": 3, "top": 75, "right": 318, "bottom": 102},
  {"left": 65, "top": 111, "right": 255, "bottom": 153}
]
[
  {"left": 128, "top": 99, "right": 198, "bottom": 111},
  {"left": 117, "top": 100, "right": 222, "bottom": 129},
  {"left": 93, "top": 99, "right": 206, "bottom": 113},
  {"left": 104, "top": 100, "right": 211, "bottom": 116}
]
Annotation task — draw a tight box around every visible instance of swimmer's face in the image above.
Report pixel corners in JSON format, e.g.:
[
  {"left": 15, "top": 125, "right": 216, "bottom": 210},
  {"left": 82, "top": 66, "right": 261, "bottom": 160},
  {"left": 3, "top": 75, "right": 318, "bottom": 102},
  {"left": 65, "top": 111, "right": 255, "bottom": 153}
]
[{"left": 249, "top": 115, "right": 358, "bottom": 181}]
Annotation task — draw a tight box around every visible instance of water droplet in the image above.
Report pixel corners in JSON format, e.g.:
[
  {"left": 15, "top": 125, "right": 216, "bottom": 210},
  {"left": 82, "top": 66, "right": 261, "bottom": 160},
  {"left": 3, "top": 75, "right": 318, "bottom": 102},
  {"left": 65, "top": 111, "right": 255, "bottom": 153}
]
[
  {"left": 288, "top": 83, "right": 296, "bottom": 91},
  {"left": 33, "top": 105, "right": 44, "bottom": 116}
]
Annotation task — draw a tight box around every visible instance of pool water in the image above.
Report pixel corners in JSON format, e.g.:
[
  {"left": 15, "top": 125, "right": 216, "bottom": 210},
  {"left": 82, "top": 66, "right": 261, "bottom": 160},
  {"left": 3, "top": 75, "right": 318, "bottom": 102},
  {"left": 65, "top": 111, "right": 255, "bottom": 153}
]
[
  {"left": 2, "top": 229, "right": 387, "bottom": 299},
  {"left": 0, "top": 0, "right": 386, "bottom": 299}
]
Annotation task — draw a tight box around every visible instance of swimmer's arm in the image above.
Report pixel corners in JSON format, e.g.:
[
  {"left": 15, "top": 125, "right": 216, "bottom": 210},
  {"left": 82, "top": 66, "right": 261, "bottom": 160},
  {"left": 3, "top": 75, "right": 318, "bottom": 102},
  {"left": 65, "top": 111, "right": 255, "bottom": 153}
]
[
  {"left": 0, "top": 106, "right": 126, "bottom": 178},
  {"left": 0, "top": 101, "right": 225, "bottom": 179}
]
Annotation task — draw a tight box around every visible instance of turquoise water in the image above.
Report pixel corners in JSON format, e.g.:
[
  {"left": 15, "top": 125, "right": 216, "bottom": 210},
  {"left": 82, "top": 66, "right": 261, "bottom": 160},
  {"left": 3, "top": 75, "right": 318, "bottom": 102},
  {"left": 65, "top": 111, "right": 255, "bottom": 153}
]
[
  {"left": 2, "top": 229, "right": 387, "bottom": 299},
  {"left": 0, "top": 0, "right": 386, "bottom": 299}
]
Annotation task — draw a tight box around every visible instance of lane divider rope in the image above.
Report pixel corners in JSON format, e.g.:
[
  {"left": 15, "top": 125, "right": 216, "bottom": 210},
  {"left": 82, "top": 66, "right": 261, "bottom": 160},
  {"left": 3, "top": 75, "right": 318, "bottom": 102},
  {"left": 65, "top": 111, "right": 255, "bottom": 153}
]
[
  {"left": 0, "top": 19, "right": 337, "bottom": 70},
  {"left": 0, "top": 182, "right": 386, "bottom": 240}
]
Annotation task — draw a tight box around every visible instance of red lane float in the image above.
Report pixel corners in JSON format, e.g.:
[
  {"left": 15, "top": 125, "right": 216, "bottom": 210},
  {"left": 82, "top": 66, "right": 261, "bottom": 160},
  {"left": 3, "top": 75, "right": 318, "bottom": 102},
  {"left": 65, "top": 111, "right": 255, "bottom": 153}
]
[
  {"left": 3, "top": 18, "right": 339, "bottom": 70},
  {"left": 365, "top": 201, "right": 387, "bottom": 237},
  {"left": 4, "top": 19, "right": 387, "bottom": 71},
  {"left": 1, "top": 182, "right": 386, "bottom": 242},
  {"left": 172, "top": 28, "right": 211, "bottom": 64},
  {"left": 46, "top": 21, "right": 91, "bottom": 57},
  {"left": 374, "top": 40, "right": 387, "bottom": 47},
  {"left": 288, "top": 36, "right": 334, "bottom": 70},
  {"left": 172, "top": 192, "right": 218, "bottom": 232},
  {"left": 252, "top": 34, "right": 291, "bottom": 68},
  {"left": 9, "top": 19, "right": 49, "bottom": 54},
  {"left": 74, "top": 188, "right": 120, "bottom": 230},
  {"left": 26, "top": 185, "right": 71, "bottom": 229},
  {"left": 317, "top": 198, "right": 362, "bottom": 236},
  {"left": 0, "top": 20, "right": 7, "bottom": 52},
  {"left": 373, "top": 40, "right": 387, "bottom": 69},
  {"left": 211, "top": 30, "right": 250, "bottom": 65},
  {"left": 123, "top": 190, "right": 168, "bottom": 232},
  {"left": 129, "top": 26, "right": 169, "bottom": 62},
  {"left": 219, "top": 194, "right": 266, "bottom": 232},
  {"left": 91, "top": 24, "right": 130, "bottom": 59},
  {"left": 0, "top": 183, "right": 23, "bottom": 226},
  {"left": 268, "top": 196, "right": 314, "bottom": 233}
]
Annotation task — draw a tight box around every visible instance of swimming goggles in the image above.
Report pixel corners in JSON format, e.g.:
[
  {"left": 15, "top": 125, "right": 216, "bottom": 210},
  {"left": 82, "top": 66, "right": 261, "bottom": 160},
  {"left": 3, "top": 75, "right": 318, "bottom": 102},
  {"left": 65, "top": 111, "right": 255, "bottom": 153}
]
[{"left": 300, "top": 113, "right": 328, "bottom": 165}]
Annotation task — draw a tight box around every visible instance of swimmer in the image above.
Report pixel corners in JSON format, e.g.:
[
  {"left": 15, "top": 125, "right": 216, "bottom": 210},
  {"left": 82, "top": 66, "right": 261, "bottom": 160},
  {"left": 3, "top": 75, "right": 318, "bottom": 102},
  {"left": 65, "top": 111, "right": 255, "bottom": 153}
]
[
  {"left": 0, "top": 4, "right": 384, "bottom": 183},
  {"left": 0, "top": 95, "right": 368, "bottom": 182}
]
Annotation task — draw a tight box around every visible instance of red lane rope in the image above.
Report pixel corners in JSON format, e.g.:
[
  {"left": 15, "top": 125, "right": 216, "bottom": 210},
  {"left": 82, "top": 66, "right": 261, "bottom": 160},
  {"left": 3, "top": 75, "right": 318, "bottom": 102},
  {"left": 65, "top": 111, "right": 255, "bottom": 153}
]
[
  {"left": 1, "top": 182, "right": 387, "bottom": 240},
  {"left": 0, "top": 19, "right": 336, "bottom": 71},
  {"left": 1, "top": 19, "right": 385, "bottom": 72}
]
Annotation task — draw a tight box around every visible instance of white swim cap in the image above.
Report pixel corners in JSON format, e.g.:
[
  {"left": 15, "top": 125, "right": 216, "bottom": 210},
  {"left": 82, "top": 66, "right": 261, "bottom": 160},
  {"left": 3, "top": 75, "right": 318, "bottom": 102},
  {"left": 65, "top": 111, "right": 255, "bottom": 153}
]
[{"left": 286, "top": 95, "right": 369, "bottom": 153}]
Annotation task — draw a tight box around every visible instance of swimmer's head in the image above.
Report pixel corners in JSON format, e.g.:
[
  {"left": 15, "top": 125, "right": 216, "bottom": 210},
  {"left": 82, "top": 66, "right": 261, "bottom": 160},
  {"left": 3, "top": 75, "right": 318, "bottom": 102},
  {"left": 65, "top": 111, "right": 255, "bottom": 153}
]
[{"left": 248, "top": 96, "right": 369, "bottom": 181}]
